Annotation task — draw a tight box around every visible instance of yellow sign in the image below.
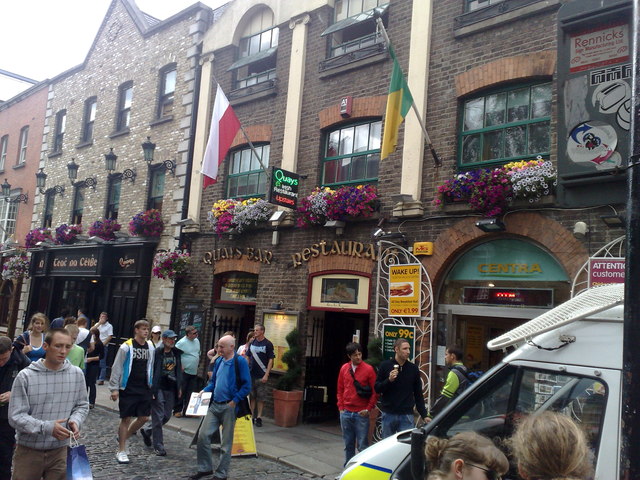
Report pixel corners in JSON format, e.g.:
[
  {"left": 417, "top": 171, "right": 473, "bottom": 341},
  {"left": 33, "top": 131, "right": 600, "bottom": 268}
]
[
  {"left": 413, "top": 242, "right": 433, "bottom": 256},
  {"left": 263, "top": 312, "right": 298, "bottom": 373},
  {"left": 232, "top": 414, "right": 257, "bottom": 456},
  {"left": 388, "top": 264, "right": 421, "bottom": 317}
]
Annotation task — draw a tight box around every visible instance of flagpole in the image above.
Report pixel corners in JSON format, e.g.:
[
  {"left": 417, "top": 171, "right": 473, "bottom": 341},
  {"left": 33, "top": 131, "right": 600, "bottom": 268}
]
[{"left": 375, "top": 17, "right": 442, "bottom": 167}]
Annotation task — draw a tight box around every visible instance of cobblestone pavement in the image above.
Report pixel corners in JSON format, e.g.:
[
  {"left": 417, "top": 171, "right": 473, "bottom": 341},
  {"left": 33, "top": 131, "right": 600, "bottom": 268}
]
[{"left": 83, "top": 407, "right": 322, "bottom": 480}]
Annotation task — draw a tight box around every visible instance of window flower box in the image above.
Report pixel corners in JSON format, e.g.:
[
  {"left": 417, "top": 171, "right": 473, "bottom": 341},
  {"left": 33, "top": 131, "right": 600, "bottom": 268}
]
[
  {"left": 25, "top": 228, "right": 53, "bottom": 249},
  {"left": 129, "top": 209, "right": 164, "bottom": 237},
  {"left": 55, "top": 224, "right": 82, "bottom": 245},
  {"left": 208, "top": 198, "right": 273, "bottom": 237},
  {"left": 298, "top": 184, "right": 378, "bottom": 228},
  {"left": 88, "top": 218, "right": 121, "bottom": 241}
]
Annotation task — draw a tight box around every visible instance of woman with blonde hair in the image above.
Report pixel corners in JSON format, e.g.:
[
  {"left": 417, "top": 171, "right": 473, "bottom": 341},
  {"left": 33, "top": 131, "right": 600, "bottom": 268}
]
[
  {"left": 13, "top": 313, "right": 49, "bottom": 362},
  {"left": 511, "top": 411, "right": 593, "bottom": 480},
  {"left": 425, "top": 431, "right": 509, "bottom": 480}
]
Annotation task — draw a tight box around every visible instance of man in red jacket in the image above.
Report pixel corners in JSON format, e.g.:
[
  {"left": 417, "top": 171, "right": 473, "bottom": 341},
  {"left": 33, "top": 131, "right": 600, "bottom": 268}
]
[{"left": 336, "top": 342, "right": 377, "bottom": 466}]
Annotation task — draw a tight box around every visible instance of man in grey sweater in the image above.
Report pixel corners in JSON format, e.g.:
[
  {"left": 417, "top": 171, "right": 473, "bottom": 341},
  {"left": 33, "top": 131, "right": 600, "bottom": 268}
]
[{"left": 9, "top": 328, "right": 89, "bottom": 480}]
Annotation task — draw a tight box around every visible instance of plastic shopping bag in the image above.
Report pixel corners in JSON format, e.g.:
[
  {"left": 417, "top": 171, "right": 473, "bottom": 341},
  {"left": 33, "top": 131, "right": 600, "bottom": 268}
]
[{"left": 67, "top": 435, "right": 93, "bottom": 480}]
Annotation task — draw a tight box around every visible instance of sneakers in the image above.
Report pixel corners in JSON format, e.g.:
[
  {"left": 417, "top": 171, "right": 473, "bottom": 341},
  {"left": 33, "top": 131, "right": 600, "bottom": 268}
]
[
  {"left": 189, "top": 471, "right": 213, "bottom": 480},
  {"left": 140, "top": 428, "right": 152, "bottom": 447},
  {"left": 254, "top": 417, "right": 262, "bottom": 427},
  {"left": 116, "top": 451, "right": 130, "bottom": 464},
  {"left": 154, "top": 447, "right": 167, "bottom": 456}
]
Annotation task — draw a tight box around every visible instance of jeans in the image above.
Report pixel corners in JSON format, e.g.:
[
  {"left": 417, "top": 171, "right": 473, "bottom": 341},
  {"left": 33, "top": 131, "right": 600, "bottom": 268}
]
[
  {"left": 85, "top": 362, "right": 100, "bottom": 405},
  {"left": 381, "top": 412, "right": 414, "bottom": 439},
  {"left": 339, "top": 410, "right": 369, "bottom": 466},
  {"left": 196, "top": 402, "right": 236, "bottom": 477},
  {"left": 98, "top": 344, "right": 109, "bottom": 381},
  {"left": 143, "top": 388, "right": 176, "bottom": 450},
  {"left": 0, "top": 420, "right": 14, "bottom": 480}
]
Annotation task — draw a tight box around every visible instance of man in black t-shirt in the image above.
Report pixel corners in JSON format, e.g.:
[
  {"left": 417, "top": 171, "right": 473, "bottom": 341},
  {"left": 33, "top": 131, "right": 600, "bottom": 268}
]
[
  {"left": 109, "top": 319, "right": 155, "bottom": 464},
  {"left": 248, "top": 323, "right": 274, "bottom": 427},
  {"left": 140, "top": 330, "right": 183, "bottom": 456}
]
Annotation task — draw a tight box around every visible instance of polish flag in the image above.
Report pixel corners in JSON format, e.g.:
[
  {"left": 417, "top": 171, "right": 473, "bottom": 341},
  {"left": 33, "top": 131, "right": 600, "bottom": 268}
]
[{"left": 202, "top": 84, "right": 241, "bottom": 188}]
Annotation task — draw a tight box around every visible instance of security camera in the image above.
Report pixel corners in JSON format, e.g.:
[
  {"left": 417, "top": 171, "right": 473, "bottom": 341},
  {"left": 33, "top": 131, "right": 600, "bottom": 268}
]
[{"left": 573, "top": 221, "right": 589, "bottom": 239}]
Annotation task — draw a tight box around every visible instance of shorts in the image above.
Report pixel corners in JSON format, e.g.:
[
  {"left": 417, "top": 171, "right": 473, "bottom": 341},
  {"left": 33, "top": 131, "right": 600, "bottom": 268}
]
[
  {"left": 251, "top": 379, "right": 269, "bottom": 401},
  {"left": 118, "top": 391, "right": 152, "bottom": 419}
]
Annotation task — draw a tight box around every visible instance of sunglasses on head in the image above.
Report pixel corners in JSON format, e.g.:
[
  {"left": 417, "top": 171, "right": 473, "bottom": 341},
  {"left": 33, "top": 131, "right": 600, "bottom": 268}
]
[{"left": 467, "top": 463, "right": 501, "bottom": 480}]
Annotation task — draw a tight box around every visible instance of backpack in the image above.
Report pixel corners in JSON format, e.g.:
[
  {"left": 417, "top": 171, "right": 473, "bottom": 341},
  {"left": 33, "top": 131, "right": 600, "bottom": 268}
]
[{"left": 451, "top": 365, "right": 484, "bottom": 397}]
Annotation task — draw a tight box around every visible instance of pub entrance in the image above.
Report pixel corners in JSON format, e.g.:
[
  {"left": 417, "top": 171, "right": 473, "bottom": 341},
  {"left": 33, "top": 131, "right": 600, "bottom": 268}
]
[{"left": 303, "top": 310, "right": 370, "bottom": 423}]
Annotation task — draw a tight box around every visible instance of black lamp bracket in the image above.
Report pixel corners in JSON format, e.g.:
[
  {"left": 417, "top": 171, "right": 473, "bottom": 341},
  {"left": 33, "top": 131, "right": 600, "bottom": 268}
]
[{"left": 121, "top": 168, "right": 136, "bottom": 183}]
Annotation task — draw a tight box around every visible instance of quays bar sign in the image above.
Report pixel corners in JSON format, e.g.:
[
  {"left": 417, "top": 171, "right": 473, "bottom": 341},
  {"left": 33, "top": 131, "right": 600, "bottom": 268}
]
[
  {"left": 292, "top": 240, "right": 377, "bottom": 268},
  {"left": 202, "top": 247, "right": 273, "bottom": 265}
]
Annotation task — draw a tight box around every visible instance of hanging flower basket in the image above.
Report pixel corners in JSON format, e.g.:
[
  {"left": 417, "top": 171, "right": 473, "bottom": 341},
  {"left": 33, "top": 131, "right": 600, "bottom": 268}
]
[
  {"left": 504, "top": 156, "right": 557, "bottom": 203},
  {"left": 297, "top": 184, "right": 378, "bottom": 227},
  {"left": 207, "top": 198, "right": 274, "bottom": 236},
  {"left": 152, "top": 250, "right": 191, "bottom": 281},
  {"left": 55, "top": 224, "right": 82, "bottom": 245},
  {"left": 25, "top": 228, "right": 53, "bottom": 249},
  {"left": 129, "top": 209, "right": 164, "bottom": 237},
  {"left": 2, "top": 252, "right": 29, "bottom": 280},
  {"left": 88, "top": 218, "right": 121, "bottom": 241}
]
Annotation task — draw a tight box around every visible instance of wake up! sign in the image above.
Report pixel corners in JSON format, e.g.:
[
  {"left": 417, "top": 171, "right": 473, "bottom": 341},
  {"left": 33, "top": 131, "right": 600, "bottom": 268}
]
[{"left": 268, "top": 166, "right": 300, "bottom": 209}]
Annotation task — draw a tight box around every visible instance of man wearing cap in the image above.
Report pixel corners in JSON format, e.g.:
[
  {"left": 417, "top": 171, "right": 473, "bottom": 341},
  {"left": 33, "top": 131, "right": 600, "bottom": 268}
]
[{"left": 140, "top": 329, "right": 182, "bottom": 456}]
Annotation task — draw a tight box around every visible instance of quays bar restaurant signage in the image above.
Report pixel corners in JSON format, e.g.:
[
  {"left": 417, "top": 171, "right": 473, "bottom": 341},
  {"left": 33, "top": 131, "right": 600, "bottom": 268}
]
[
  {"left": 292, "top": 240, "right": 377, "bottom": 268},
  {"left": 202, "top": 247, "right": 273, "bottom": 265},
  {"left": 268, "top": 166, "right": 300, "bottom": 209}
]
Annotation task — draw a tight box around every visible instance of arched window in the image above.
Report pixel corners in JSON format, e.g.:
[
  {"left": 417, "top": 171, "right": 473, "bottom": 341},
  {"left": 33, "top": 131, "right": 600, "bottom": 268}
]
[{"left": 227, "top": 144, "right": 270, "bottom": 198}]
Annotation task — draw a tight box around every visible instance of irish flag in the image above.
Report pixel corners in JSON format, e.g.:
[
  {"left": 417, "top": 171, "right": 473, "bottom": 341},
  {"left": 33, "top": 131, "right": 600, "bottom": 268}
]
[
  {"left": 202, "top": 84, "right": 241, "bottom": 188},
  {"left": 381, "top": 46, "right": 414, "bottom": 160}
]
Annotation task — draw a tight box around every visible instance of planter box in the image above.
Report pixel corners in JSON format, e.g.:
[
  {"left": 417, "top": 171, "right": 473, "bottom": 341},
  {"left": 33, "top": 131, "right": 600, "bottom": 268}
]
[{"left": 273, "top": 389, "right": 303, "bottom": 427}]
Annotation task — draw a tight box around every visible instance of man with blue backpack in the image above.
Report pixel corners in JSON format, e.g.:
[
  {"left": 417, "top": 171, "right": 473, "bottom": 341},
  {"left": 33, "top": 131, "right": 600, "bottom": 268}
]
[{"left": 428, "top": 345, "right": 478, "bottom": 419}]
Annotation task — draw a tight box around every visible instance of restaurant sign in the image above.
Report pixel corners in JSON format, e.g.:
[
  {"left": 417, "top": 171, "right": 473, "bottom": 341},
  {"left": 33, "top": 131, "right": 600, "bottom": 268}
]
[
  {"left": 219, "top": 272, "right": 259, "bottom": 303},
  {"left": 50, "top": 252, "right": 99, "bottom": 274},
  {"left": 268, "top": 166, "right": 300, "bottom": 209}
]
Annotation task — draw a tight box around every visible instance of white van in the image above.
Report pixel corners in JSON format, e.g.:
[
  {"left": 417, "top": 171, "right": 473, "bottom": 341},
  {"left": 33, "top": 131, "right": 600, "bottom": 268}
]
[{"left": 340, "top": 283, "right": 623, "bottom": 480}]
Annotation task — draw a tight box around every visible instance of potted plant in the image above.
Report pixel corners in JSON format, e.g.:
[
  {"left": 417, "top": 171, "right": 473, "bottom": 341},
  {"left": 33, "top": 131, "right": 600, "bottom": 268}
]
[
  {"left": 54, "top": 223, "right": 82, "bottom": 245},
  {"left": 504, "top": 156, "right": 557, "bottom": 203},
  {"left": 207, "top": 198, "right": 273, "bottom": 236},
  {"left": 129, "top": 209, "right": 164, "bottom": 237},
  {"left": 25, "top": 228, "right": 53, "bottom": 249},
  {"left": 152, "top": 250, "right": 191, "bottom": 281},
  {"left": 297, "top": 184, "right": 379, "bottom": 227},
  {"left": 273, "top": 327, "right": 304, "bottom": 427},
  {"left": 88, "top": 218, "right": 121, "bottom": 241},
  {"left": 2, "top": 251, "right": 29, "bottom": 280}
]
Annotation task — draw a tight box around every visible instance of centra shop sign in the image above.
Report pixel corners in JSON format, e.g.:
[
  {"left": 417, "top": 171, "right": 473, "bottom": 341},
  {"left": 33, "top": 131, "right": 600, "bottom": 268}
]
[
  {"left": 202, "top": 247, "right": 273, "bottom": 265},
  {"left": 292, "top": 240, "right": 377, "bottom": 268}
]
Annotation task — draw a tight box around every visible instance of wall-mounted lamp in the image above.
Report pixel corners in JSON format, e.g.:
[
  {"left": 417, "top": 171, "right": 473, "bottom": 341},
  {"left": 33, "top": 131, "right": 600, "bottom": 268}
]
[
  {"left": 573, "top": 221, "right": 589, "bottom": 239},
  {"left": 475, "top": 218, "right": 506, "bottom": 232},
  {"left": 35, "top": 168, "right": 65, "bottom": 195},
  {"left": 324, "top": 219, "right": 345, "bottom": 236},
  {"left": 600, "top": 214, "right": 625, "bottom": 229},
  {"left": 1, "top": 179, "right": 28, "bottom": 204},
  {"left": 67, "top": 158, "right": 97, "bottom": 188},
  {"left": 142, "top": 136, "right": 175, "bottom": 175},
  {"left": 104, "top": 148, "right": 136, "bottom": 183}
]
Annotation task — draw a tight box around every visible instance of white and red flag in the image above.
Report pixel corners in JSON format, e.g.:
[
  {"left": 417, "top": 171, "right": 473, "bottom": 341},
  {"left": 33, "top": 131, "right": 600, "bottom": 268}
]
[{"left": 202, "top": 84, "right": 241, "bottom": 188}]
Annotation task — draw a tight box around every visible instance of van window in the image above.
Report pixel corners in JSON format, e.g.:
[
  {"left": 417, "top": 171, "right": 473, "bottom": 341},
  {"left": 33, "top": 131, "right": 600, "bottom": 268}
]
[{"left": 433, "top": 365, "right": 606, "bottom": 477}]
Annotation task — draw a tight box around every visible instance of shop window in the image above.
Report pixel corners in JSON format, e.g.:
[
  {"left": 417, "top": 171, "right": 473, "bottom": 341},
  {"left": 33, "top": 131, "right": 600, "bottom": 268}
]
[
  {"left": 106, "top": 176, "right": 121, "bottom": 220},
  {"left": 321, "top": 1, "right": 387, "bottom": 60},
  {"left": 71, "top": 185, "right": 85, "bottom": 225},
  {"left": 17, "top": 126, "right": 28, "bottom": 165},
  {"left": 230, "top": 8, "right": 278, "bottom": 91},
  {"left": 323, "top": 120, "right": 381, "bottom": 186},
  {"left": 116, "top": 81, "right": 133, "bottom": 132},
  {"left": 227, "top": 144, "right": 269, "bottom": 198},
  {"left": 157, "top": 64, "right": 176, "bottom": 119},
  {"left": 53, "top": 110, "right": 66, "bottom": 153},
  {"left": 0, "top": 135, "right": 7, "bottom": 171},
  {"left": 82, "top": 98, "right": 97, "bottom": 143},
  {"left": 147, "top": 167, "right": 165, "bottom": 211},
  {"left": 459, "top": 82, "right": 551, "bottom": 167},
  {"left": 0, "top": 199, "right": 17, "bottom": 243},
  {"left": 43, "top": 191, "right": 55, "bottom": 228}
]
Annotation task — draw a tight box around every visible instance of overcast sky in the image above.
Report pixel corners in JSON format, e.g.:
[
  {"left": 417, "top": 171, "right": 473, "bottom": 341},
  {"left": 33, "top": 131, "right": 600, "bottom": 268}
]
[{"left": 0, "top": 0, "right": 224, "bottom": 101}]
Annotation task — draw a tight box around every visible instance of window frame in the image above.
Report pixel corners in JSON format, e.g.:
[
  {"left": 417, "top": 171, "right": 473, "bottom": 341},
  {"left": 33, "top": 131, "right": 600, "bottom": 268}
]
[
  {"left": 147, "top": 166, "right": 165, "bottom": 212},
  {"left": 465, "top": 0, "right": 505, "bottom": 12},
  {"left": 458, "top": 81, "right": 552, "bottom": 169},
  {"left": 0, "top": 197, "right": 17, "bottom": 244},
  {"left": 106, "top": 175, "right": 122, "bottom": 220},
  {"left": 232, "top": 26, "right": 279, "bottom": 90},
  {"left": 324, "top": 1, "right": 387, "bottom": 59},
  {"left": 0, "top": 135, "right": 7, "bottom": 171},
  {"left": 43, "top": 191, "right": 55, "bottom": 228},
  {"left": 157, "top": 65, "right": 177, "bottom": 119},
  {"left": 226, "top": 144, "right": 270, "bottom": 199},
  {"left": 116, "top": 81, "right": 133, "bottom": 132},
  {"left": 17, "top": 126, "right": 28, "bottom": 165},
  {"left": 71, "top": 184, "right": 85, "bottom": 225},
  {"left": 82, "top": 98, "right": 97, "bottom": 143},
  {"left": 53, "top": 110, "right": 66, "bottom": 153},
  {"left": 322, "top": 119, "right": 381, "bottom": 188}
]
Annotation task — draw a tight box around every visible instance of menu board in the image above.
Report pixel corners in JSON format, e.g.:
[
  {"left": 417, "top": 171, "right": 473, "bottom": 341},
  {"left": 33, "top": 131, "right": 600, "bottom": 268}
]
[{"left": 262, "top": 312, "right": 297, "bottom": 373}]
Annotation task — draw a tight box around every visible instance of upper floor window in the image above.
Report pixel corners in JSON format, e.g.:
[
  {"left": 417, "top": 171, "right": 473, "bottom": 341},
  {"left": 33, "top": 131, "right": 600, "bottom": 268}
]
[
  {"left": 466, "top": 0, "right": 505, "bottom": 12},
  {"left": 106, "top": 176, "right": 121, "bottom": 220},
  {"left": 17, "top": 126, "right": 28, "bottom": 165},
  {"left": 71, "top": 185, "right": 85, "bottom": 224},
  {"left": 227, "top": 144, "right": 269, "bottom": 198},
  {"left": 157, "top": 65, "right": 176, "bottom": 118},
  {"left": 322, "top": 1, "right": 387, "bottom": 59},
  {"left": 0, "top": 199, "right": 17, "bottom": 244},
  {"left": 82, "top": 98, "right": 97, "bottom": 142},
  {"left": 0, "top": 136, "right": 7, "bottom": 171},
  {"left": 117, "top": 82, "right": 133, "bottom": 131},
  {"left": 459, "top": 82, "right": 551, "bottom": 167},
  {"left": 43, "top": 191, "right": 55, "bottom": 228},
  {"left": 231, "top": 8, "right": 278, "bottom": 90},
  {"left": 323, "top": 120, "right": 381, "bottom": 186},
  {"left": 53, "top": 110, "right": 66, "bottom": 153},
  {"left": 148, "top": 168, "right": 165, "bottom": 212}
]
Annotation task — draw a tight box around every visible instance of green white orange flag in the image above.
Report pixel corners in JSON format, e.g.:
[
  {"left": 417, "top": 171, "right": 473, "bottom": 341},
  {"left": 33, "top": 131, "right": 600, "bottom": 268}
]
[{"left": 381, "top": 46, "right": 414, "bottom": 160}]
